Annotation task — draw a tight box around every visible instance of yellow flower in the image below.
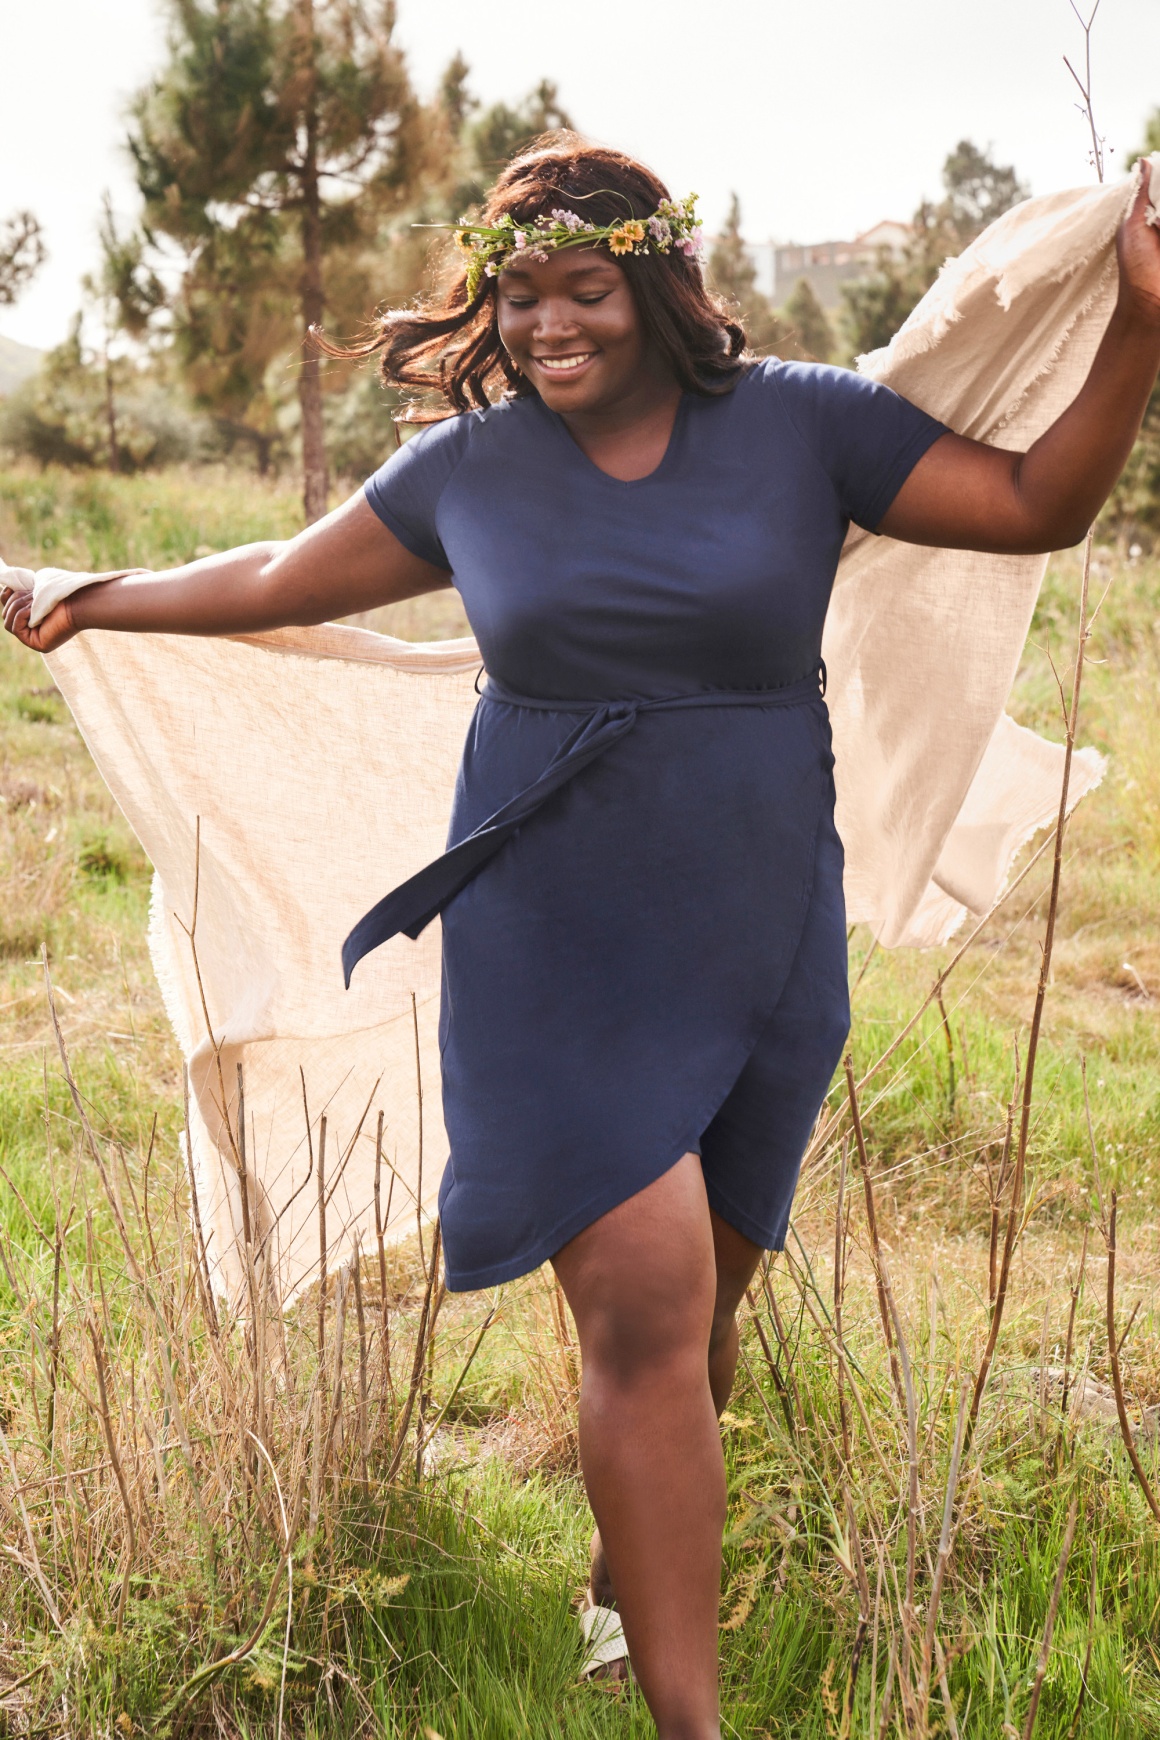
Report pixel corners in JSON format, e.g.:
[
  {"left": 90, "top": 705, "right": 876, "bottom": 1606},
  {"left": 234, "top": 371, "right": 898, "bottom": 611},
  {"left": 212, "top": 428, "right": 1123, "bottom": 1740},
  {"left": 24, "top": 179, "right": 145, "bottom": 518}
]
[{"left": 608, "top": 219, "right": 646, "bottom": 256}]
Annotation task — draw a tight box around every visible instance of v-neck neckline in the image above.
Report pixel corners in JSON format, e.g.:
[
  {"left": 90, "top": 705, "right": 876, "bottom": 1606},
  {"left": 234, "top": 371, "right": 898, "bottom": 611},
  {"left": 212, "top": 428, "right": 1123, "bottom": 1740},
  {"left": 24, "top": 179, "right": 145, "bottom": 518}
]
[{"left": 538, "top": 391, "right": 688, "bottom": 487}]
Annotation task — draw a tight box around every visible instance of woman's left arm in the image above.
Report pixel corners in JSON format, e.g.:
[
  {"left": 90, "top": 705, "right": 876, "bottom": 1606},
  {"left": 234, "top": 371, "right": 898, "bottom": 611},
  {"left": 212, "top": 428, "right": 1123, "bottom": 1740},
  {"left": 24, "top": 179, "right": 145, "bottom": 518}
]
[{"left": 879, "top": 164, "right": 1160, "bottom": 555}]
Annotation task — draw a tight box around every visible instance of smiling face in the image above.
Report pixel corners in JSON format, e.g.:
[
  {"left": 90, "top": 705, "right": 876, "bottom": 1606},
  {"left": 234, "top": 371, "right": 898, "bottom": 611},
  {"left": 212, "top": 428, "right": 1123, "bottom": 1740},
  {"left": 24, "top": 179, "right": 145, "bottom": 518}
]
[{"left": 495, "top": 247, "right": 672, "bottom": 414}]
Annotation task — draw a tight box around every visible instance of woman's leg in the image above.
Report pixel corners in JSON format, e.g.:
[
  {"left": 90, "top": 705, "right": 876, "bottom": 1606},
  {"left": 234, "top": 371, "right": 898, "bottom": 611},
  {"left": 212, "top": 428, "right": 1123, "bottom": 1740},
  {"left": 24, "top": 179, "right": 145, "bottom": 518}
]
[
  {"left": 552, "top": 1154, "right": 762, "bottom": 1740},
  {"left": 586, "top": 1200, "right": 764, "bottom": 1610},
  {"left": 707, "top": 1207, "right": 765, "bottom": 1413}
]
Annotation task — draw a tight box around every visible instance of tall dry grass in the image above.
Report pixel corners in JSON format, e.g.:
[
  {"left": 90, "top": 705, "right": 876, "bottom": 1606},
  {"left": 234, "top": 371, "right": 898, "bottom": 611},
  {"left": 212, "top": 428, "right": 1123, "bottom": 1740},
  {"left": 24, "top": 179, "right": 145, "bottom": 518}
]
[{"left": 3, "top": 470, "right": 1160, "bottom": 1733}]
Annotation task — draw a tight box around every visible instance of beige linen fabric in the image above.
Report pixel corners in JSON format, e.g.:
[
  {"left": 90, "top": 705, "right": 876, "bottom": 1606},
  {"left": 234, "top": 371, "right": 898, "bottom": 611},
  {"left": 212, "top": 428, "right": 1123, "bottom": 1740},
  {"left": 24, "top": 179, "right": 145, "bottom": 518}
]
[{"left": 27, "top": 160, "right": 1155, "bottom": 1301}]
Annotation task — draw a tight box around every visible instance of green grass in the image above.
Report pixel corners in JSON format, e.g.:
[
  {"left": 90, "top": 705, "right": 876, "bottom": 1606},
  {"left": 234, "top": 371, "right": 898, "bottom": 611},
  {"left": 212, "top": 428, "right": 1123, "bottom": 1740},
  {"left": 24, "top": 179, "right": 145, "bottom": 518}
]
[{"left": 2, "top": 466, "right": 1160, "bottom": 1736}]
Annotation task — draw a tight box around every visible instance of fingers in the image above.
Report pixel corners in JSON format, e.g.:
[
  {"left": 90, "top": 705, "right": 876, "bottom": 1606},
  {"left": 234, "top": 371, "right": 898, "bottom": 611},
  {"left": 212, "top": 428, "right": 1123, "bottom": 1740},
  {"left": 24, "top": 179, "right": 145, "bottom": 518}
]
[
  {"left": 1128, "top": 159, "right": 1157, "bottom": 224},
  {"left": 3, "top": 588, "right": 33, "bottom": 639}
]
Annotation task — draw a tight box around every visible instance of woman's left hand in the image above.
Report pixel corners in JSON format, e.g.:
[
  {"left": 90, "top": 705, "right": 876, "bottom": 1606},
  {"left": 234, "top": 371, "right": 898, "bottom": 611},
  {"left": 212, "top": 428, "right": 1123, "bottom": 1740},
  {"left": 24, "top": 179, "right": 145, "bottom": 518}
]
[{"left": 1116, "top": 159, "right": 1160, "bottom": 329}]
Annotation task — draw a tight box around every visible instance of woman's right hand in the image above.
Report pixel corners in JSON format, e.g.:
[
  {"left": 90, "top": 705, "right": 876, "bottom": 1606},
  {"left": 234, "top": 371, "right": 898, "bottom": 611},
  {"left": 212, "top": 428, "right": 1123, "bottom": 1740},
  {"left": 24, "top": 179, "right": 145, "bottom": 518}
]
[{"left": 1, "top": 584, "right": 80, "bottom": 654}]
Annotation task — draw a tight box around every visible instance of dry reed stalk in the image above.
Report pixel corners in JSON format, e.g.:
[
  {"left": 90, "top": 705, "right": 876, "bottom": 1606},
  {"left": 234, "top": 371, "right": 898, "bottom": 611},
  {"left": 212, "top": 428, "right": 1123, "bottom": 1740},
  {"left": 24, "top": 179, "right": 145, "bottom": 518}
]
[
  {"left": 1102, "top": 1191, "right": 1160, "bottom": 1524},
  {"left": 840, "top": 1486, "right": 872, "bottom": 1734},
  {"left": 968, "top": 532, "right": 1094, "bottom": 1442},
  {"left": 416, "top": 1262, "right": 443, "bottom": 1482},
  {"left": 385, "top": 1221, "right": 444, "bottom": 1482},
  {"left": 415, "top": 1304, "right": 497, "bottom": 1466},
  {"left": 1021, "top": 1493, "right": 1079, "bottom": 1740},
  {"left": 745, "top": 1290, "right": 796, "bottom": 1438},
  {"left": 761, "top": 1270, "right": 811, "bottom": 1438},
  {"left": 987, "top": 1079, "right": 1017, "bottom": 1307},
  {"left": 323, "top": 1265, "right": 349, "bottom": 1519},
  {"left": 245, "top": 1431, "right": 294, "bottom": 1740},
  {"left": 0, "top": 1416, "right": 64, "bottom": 1633},
  {"left": 181, "top": 1064, "right": 219, "bottom": 1339},
  {"left": 1054, "top": 1228, "right": 1088, "bottom": 1465},
  {"left": 317, "top": 1114, "right": 328, "bottom": 1366},
  {"left": 780, "top": 1253, "right": 895, "bottom": 1486},
  {"left": 932, "top": 1632, "right": 963, "bottom": 1739},
  {"left": 83, "top": 1315, "right": 136, "bottom": 1629},
  {"left": 936, "top": 985, "right": 956, "bottom": 1121},
  {"left": 844, "top": 1058, "right": 903, "bottom": 1412},
  {"left": 868, "top": 1530, "right": 884, "bottom": 1734},
  {"left": 739, "top": 1342, "right": 803, "bottom": 1481},
  {"left": 834, "top": 1141, "right": 852, "bottom": 1469},
  {"left": 352, "top": 1237, "right": 370, "bottom": 1491},
  {"left": 916, "top": 1390, "right": 969, "bottom": 1728},
  {"left": 373, "top": 1109, "right": 394, "bottom": 1421},
  {"left": 411, "top": 990, "right": 426, "bottom": 1277},
  {"left": 149, "top": 1320, "right": 219, "bottom": 1580},
  {"left": 882, "top": 1263, "right": 920, "bottom": 1707}
]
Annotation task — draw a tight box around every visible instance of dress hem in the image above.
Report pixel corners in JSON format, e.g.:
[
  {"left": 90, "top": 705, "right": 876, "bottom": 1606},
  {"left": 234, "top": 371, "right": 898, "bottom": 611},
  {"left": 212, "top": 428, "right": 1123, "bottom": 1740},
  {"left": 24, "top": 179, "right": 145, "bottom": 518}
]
[
  {"left": 440, "top": 1139, "right": 696, "bottom": 1292},
  {"left": 441, "top": 802, "right": 830, "bottom": 1293}
]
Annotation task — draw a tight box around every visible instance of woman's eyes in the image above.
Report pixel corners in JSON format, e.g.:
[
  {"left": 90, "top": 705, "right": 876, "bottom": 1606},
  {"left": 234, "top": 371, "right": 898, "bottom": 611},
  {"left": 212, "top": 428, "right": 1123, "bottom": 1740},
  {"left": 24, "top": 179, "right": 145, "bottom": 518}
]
[{"left": 503, "top": 292, "right": 612, "bottom": 309}]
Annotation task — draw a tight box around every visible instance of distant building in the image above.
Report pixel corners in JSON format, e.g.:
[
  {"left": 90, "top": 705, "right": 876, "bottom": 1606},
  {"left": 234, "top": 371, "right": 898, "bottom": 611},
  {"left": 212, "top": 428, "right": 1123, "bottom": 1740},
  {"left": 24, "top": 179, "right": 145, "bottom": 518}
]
[{"left": 743, "top": 221, "right": 911, "bottom": 311}]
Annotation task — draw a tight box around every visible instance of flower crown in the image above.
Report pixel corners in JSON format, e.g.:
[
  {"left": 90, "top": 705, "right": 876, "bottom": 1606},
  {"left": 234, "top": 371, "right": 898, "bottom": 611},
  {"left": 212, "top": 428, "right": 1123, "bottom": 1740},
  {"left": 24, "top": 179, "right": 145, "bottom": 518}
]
[{"left": 437, "top": 194, "right": 704, "bottom": 301}]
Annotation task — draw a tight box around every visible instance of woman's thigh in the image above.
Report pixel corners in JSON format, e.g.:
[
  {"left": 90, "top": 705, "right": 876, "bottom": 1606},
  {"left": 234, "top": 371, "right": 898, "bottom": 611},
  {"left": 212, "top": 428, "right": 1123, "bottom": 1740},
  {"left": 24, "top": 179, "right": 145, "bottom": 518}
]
[{"left": 551, "top": 1154, "right": 718, "bottom": 1374}]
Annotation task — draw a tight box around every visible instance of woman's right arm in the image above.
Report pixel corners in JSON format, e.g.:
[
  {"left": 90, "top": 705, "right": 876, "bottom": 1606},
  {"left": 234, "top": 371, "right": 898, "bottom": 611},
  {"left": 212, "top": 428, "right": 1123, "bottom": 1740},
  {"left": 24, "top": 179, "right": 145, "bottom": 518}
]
[{"left": 1, "top": 489, "right": 451, "bottom": 655}]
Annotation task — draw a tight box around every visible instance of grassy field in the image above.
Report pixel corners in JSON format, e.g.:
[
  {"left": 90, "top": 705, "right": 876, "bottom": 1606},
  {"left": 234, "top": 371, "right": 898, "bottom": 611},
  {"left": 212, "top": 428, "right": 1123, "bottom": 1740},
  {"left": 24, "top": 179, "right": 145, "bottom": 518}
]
[{"left": 2, "top": 463, "right": 1160, "bottom": 1737}]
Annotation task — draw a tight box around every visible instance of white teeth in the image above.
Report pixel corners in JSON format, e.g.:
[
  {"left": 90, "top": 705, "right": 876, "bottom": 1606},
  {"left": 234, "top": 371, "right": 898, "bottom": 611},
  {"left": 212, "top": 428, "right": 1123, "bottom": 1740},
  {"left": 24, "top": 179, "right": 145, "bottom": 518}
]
[{"left": 536, "top": 354, "right": 592, "bottom": 372}]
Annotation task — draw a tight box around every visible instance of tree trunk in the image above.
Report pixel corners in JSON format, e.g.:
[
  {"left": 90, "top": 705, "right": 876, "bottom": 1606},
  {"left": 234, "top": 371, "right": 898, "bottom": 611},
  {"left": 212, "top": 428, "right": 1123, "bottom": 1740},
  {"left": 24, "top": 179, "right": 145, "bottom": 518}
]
[
  {"left": 103, "top": 347, "right": 121, "bottom": 474},
  {"left": 297, "top": 0, "right": 329, "bottom": 525}
]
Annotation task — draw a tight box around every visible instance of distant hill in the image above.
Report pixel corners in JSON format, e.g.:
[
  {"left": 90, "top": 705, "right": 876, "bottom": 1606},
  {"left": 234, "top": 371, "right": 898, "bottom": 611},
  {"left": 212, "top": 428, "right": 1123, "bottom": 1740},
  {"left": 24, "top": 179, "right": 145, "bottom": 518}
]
[{"left": 0, "top": 334, "right": 42, "bottom": 397}]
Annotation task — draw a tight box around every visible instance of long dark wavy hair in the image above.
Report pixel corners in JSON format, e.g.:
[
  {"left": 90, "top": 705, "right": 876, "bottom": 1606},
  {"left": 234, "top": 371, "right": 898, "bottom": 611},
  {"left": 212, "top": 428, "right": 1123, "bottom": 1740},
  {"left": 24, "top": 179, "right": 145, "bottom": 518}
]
[{"left": 327, "top": 134, "right": 749, "bottom": 415}]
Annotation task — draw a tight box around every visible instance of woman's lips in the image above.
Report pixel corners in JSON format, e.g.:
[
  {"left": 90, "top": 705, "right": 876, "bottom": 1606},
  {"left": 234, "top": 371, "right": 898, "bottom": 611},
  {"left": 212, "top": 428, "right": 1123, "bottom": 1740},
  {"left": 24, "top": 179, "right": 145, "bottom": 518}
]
[{"left": 533, "top": 351, "right": 598, "bottom": 376}]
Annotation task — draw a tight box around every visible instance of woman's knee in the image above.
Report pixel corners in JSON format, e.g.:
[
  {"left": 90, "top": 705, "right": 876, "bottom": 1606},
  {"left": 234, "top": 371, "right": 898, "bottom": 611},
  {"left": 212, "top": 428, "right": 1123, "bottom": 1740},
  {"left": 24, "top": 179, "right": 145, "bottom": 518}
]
[
  {"left": 708, "top": 1300, "right": 740, "bottom": 1360},
  {"left": 577, "top": 1266, "right": 715, "bottom": 1390}
]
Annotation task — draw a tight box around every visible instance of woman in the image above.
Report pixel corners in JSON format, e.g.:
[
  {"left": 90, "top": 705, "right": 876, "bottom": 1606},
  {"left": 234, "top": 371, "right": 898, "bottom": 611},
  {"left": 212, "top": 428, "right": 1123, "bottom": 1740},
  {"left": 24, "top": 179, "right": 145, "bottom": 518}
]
[{"left": 6, "top": 138, "right": 1160, "bottom": 1739}]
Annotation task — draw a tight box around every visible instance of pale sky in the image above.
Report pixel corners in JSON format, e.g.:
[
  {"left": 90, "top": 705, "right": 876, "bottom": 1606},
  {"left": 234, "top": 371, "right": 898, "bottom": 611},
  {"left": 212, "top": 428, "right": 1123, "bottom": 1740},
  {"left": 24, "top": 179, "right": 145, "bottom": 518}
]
[{"left": 2, "top": 0, "right": 1158, "bottom": 352}]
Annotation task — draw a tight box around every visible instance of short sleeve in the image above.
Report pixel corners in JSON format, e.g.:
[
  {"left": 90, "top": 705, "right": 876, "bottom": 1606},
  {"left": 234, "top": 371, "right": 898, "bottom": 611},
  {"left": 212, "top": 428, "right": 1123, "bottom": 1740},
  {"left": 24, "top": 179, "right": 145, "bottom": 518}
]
[
  {"left": 363, "top": 415, "right": 473, "bottom": 570},
  {"left": 769, "top": 361, "right": 949, "bottom": 532}
]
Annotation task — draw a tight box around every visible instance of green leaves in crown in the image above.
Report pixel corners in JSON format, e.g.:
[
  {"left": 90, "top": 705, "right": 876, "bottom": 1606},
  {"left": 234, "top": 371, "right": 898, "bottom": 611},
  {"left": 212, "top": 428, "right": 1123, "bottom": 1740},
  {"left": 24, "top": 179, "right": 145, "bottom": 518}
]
[{"left": 447, "top": 195, "right": 704, "bottom": 302}]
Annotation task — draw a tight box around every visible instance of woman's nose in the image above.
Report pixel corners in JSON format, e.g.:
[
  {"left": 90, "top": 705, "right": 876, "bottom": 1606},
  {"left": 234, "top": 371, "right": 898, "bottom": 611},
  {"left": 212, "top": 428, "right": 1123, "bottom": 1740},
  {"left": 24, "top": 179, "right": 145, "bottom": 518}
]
[{"left": 533, "top": 298, "right": 580, "bottom": 340}]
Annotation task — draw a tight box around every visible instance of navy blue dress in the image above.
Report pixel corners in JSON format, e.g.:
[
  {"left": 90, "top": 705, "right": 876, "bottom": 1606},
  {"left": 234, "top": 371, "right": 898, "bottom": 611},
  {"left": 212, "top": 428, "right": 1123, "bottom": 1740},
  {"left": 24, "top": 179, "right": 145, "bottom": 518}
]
[{"left": 353, "top": 360, "right": 946, "bottom": 1291}]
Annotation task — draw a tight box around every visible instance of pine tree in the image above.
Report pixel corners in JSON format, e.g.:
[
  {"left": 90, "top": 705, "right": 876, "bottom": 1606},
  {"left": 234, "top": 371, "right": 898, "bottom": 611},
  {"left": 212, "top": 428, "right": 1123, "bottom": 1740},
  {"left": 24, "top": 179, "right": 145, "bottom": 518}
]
[
  {"left": 939, "top": 140, "right": 1029, "bottom": 248},
  {"left": 0, "top": 211, "right": 46, "bottom": 308},
  {"left": 128, "top": 0, "right": 439, "bottom": 519},
  {"left": 82, "top": 196, "right": 168, "bottom": 472},
  {"left": 708, "top": 194, "right": 758, "bottom": 308},
  {"left": 446, "top": 78, "right": 574, "bottom": 219},
  {"left": 842, "top": 139, "right": 1028, "bottom": 358},
  {"left": 708, "top": 194, "right": 784, "bottom": 354},
  {"left": 779, "top": 278, "right": 833, "bottom": 363}
]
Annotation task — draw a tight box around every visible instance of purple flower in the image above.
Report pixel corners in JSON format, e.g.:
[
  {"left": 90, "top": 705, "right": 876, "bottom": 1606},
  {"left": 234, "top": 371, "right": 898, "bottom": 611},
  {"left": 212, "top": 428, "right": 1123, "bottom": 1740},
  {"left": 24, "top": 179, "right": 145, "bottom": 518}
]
[
  {"left": 549, "top": 207, "right": 584, "bottom": 233},
  {"left": 648, "top": 215, "right": 672, "bottom": 245}
]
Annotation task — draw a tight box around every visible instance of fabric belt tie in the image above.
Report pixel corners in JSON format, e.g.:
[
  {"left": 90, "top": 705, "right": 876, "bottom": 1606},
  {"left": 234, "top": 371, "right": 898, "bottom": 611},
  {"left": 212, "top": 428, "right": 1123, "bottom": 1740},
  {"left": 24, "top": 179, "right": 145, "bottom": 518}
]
[{"left": 341, "top": 666, "right": 825, "bottom": 987}]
